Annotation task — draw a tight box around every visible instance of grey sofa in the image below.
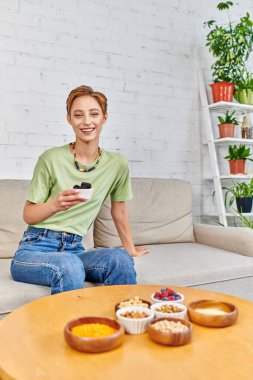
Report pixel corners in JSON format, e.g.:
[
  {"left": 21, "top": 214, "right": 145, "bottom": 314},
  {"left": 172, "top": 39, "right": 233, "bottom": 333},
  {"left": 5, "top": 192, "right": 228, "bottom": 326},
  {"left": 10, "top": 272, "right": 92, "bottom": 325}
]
[{"left": 1, "top": 178, "right": 253, "bottom": 320}]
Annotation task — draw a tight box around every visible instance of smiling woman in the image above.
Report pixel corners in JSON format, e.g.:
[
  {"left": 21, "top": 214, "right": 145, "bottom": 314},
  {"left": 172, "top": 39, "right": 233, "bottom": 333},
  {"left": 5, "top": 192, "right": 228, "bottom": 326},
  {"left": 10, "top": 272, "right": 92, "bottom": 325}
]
[
  {"left": 10, "top": 85, "right": 149, "bottom": 295},
  {"left": 66, "top": 89, "right": 107, "bottom": 166}
]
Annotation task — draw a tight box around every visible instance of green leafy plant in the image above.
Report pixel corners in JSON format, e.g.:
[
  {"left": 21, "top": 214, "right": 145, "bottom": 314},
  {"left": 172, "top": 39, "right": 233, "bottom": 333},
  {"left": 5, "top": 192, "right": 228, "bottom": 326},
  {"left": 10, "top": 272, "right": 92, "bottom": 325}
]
[
  {"left": 234, "top": 211, "right": 253, "bottom": 228},
  {"left": 218, "top": 110, "right": 239, "bottom": 125},
  {"left": 222, "top": 179, "right": 253, "bottom": 207},
  {"left": 224, "top": 144, "right": 253, "bottom": 160},
  {"left": 204, "top": 2, "right": 253, "bottom": 83},
  {"left": 236, "top": 71, "right": 253, "bottom": 91},
  {"left": 217, "top": 1, "right": 233, "bottom": 10},
  {"left": 234, "top": 71, "right": 253, "bottom": 101}
]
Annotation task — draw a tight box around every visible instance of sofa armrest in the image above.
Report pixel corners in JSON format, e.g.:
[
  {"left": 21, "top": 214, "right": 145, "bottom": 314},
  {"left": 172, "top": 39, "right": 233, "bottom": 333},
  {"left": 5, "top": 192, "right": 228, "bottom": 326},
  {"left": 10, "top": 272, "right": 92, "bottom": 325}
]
[{"left": 193, "top": 223, "right": 253, "bottom": 258}]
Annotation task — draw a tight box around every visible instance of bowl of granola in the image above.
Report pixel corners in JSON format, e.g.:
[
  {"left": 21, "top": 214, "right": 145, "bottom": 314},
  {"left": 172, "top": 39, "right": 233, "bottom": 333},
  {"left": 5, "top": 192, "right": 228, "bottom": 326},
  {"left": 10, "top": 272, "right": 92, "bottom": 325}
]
[
  {"left": 115, "top": 296, "right": 152, "bottom": 313},
  {"left": 116, "top": 306, "right": 154, "bottom": 334}
]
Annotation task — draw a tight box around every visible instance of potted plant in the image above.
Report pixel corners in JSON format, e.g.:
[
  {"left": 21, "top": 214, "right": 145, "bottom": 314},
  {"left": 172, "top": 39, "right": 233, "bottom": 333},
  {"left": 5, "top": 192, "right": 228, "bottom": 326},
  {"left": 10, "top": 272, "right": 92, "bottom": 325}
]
[
  {"left": 204, "top": 2, "right": 253, "bottom": 103},
  {"left": 217, "top": 110, "right": 239, "bottom": 138},
  {"left": 224, "top": 144, "right": 253, "bottom": 174},
  {"left": 234, "top": 71, "right": 253, "bottom": 105},
  {"left": 222, "top": 179, "right": 253, "bottom": 213}
]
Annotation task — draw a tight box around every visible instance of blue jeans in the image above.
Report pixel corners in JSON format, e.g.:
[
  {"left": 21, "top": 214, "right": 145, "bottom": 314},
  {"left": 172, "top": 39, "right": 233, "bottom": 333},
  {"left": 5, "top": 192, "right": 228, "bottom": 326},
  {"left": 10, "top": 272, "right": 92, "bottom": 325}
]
[{"left": 11, "top": 227, "right": 137, "bottom": 294}]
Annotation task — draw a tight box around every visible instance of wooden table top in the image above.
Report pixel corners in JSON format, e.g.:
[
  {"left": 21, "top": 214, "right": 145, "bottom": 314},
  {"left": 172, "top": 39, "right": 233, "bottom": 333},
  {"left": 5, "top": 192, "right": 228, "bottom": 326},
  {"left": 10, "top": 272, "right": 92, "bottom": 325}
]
[{"left": 0, "top": 284, "right": 253, "bottom": 380}]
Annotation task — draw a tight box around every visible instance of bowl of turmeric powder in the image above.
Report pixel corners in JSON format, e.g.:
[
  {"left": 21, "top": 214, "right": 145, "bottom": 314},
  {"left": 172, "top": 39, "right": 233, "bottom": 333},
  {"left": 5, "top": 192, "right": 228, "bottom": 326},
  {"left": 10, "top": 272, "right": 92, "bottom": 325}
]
[{"left": 64, "top": 316, "right": 125, "bottom": 353}]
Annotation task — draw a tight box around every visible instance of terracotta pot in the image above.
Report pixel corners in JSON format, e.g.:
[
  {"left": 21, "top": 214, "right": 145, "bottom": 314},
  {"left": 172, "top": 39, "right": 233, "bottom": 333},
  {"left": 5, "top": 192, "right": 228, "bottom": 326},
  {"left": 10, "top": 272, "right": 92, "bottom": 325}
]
[
  {"left": 218, "top": 123, "right": 235, "bottom": 138},
  {"left": 229, "top": 159, "right": 246, "bottom": 174},
  {"left": 210, "top": 82, "right": 234, "bottom": 103},
  {"left": 237, "top": 89, "right": 253, "bottom": 105}
]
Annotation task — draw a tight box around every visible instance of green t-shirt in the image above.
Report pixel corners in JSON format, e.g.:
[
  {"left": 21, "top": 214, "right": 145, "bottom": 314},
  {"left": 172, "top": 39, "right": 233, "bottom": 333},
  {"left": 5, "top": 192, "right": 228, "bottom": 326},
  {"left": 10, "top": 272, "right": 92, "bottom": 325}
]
[{"left": 27, "top": 144, "right": 133, "bottom": 236}]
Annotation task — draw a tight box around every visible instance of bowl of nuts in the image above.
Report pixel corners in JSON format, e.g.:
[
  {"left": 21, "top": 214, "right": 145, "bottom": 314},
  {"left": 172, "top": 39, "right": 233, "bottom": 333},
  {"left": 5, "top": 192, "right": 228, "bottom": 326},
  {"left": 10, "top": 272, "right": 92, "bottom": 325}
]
[
  {"left": 116, "top": 306, "right": 155, "bottom": 335},
  {"left": 148, "top": 317, "right": 192, "bottom": 346},
  {"left": 115, "top": 296, "right": 152, "bottom": 313},
  {"left": 151, "top": 302, "right": 187, "bottom": 319}
]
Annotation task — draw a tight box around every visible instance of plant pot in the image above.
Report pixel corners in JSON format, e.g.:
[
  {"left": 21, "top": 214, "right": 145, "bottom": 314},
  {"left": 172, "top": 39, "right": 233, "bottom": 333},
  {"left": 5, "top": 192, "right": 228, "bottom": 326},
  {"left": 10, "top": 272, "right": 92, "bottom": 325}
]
[
  {"left": 218, "top": 123, "right": 235, "bottom": 138},
  {"left": 237, "top": 89, "right": 253, "bottom": 105},
  {"left": 236, "top": 197, "right": 253, "bottom": 213},
  {"left": 228, "top": 159, "right": 246, "bottom": 174},
  {"left": 210, "top": 82, "right": 235, "bottom": 103}
]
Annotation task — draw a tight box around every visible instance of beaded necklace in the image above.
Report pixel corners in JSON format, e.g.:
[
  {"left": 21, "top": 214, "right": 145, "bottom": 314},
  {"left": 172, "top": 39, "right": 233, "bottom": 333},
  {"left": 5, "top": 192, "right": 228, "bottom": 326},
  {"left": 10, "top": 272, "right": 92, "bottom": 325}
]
[{"left": 71, "top": 142, "right": 101, "bottom": 172}]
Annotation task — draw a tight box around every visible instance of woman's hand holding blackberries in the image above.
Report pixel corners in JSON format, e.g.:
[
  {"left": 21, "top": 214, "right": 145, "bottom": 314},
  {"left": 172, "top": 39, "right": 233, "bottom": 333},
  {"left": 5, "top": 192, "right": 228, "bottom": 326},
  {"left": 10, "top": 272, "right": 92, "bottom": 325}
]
[{"left": 53, "top": 189, "right": 86, "bottom": 212}]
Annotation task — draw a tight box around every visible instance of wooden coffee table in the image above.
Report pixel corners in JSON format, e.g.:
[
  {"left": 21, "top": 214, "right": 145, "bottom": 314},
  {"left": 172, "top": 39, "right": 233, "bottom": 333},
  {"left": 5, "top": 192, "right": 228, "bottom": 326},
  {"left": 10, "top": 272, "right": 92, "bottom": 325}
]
[{"left": 0, "top": 284, "right": 253, "bottom": 380}]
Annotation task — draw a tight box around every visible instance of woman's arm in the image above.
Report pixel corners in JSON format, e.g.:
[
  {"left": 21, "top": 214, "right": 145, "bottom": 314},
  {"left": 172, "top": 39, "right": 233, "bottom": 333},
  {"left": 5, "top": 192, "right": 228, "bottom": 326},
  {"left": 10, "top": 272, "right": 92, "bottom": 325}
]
[
  {"left": 111, "top": 201, "right": 149, "bottom": 257},
  {"left": 23, "top": 189, "right": 86, "bottom": 225}
]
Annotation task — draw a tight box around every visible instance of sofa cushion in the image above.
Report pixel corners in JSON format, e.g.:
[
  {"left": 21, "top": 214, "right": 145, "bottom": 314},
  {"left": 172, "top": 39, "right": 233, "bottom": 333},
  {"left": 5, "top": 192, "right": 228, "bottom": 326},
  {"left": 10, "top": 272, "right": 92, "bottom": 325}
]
[
  {"left": 3, "top": 241, "right": 253, "bottom": 314},
  {"left": 0, "top": 180, "right": 94, "bottom": 259},
  {"left": 94, "top": 178, "right": 195, "bottom": 248},
  {"left": 0, "top": 259, "right": 99, "bottom": 314},
  {"left": 0, "top": 180, "right": 28, "bottom": 259},
  {"left": 134, "top": 243, "right": 253, "bottom": 286},
  {"left": 0, "top": 259, "right": 50, "bottom": 313}
]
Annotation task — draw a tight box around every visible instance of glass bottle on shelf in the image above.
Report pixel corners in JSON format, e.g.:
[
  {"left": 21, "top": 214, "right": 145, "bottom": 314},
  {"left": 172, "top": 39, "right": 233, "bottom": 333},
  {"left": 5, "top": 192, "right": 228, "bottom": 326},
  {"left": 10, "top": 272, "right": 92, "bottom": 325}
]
[{"left": 241, "top": 116, "right": 253, "bottom": 139}]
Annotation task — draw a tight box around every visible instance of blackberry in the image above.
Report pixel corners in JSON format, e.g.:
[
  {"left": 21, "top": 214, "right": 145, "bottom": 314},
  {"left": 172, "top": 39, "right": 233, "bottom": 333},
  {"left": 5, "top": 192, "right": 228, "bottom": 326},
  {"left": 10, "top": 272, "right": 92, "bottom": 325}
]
[
  {"left": 81, "top": 182, "right": 91, "bottom": 189},
  {"left": 73, "top": 185, "right": 81, "bottom": 189}
]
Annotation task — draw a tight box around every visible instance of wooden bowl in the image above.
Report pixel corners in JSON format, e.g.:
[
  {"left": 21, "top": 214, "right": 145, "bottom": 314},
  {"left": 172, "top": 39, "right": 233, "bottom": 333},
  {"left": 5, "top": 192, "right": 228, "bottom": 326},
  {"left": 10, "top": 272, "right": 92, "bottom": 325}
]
[
  {"left": 187, "top": 300, "right": 238, "bottom": 328},
  {"left": 148, "top": 317, "right": 192, "bottom": 346},
  {"left": 64, "top": 316, "right": 125, "bottom": 353},
  {"left": 115, "top": 298, "right": 152, "bottom": 313}
]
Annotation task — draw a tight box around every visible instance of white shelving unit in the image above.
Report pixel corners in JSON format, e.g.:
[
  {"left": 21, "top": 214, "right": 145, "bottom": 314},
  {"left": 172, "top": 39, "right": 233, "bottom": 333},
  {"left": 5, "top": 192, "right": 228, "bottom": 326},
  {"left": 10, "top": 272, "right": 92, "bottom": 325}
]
[
  {"left": 214, "top": 137, "right": 253, "bottom": 145},
  {"left": 198, "top": 68, "right": 253, "bottom": 226},
  {"left": 208, "top": 101, "right": 253, "bottom": 113}
]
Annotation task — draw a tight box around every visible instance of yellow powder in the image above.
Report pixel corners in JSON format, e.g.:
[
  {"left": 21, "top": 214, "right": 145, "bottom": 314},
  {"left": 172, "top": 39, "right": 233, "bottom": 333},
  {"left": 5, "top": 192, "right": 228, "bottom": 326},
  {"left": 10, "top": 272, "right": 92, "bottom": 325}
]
[{"left": 71, "top": 323, "right": 117, "bottom": 338}]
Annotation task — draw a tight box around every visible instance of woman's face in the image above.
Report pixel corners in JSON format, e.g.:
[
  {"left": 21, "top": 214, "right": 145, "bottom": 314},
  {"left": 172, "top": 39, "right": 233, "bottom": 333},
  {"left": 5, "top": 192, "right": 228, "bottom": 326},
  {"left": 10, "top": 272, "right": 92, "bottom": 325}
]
[{"left": 67, "top": 95, "right": 107, "bottom": 144}]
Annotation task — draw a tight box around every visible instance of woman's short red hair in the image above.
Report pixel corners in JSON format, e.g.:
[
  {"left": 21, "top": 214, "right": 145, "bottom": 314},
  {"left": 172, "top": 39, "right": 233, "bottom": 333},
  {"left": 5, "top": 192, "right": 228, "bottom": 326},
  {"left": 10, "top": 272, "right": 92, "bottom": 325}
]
[{"left": 66, "top": 85, "right": 107, "bottom": 115}]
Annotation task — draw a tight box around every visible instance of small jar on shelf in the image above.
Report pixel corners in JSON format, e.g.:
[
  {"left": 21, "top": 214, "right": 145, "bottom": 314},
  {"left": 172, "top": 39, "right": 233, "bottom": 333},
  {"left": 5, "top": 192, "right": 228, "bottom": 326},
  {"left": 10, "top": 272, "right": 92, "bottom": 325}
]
[{"left": 241, "top": 116, "right": 253, "bottom": 139}]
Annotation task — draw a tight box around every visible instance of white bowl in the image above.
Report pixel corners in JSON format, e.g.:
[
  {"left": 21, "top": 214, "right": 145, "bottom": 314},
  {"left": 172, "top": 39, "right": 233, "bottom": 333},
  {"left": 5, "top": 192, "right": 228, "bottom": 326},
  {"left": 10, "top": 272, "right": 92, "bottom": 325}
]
[
  {"left": 151, "top": 292, "right": 184, "bottom": 304},
  {"left": 79, "top": 188, "right": 94, "bottom": 200},
  {"left": 116, "top": 306, "right": 155, "bottom": 335},
  {"left": 151, "top": 302, "right": 187, "bottom": 319}
]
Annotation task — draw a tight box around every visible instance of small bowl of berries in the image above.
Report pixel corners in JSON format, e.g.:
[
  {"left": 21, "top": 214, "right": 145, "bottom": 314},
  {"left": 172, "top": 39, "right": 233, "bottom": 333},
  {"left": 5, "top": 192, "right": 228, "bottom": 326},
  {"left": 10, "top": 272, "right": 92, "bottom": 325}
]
[
  {"left": 151, "top": 288, "right": 184, "bottom": 304},
  {"left": 73, "top": 182, "right": 94, "bottom": 200}
]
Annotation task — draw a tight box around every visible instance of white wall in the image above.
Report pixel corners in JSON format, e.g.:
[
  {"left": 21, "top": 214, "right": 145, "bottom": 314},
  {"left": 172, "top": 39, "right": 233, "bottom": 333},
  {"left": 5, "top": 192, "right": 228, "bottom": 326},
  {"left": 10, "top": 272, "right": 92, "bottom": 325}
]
[{"left": 0, "top": 0, "right": 253, "bottom": 221}]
